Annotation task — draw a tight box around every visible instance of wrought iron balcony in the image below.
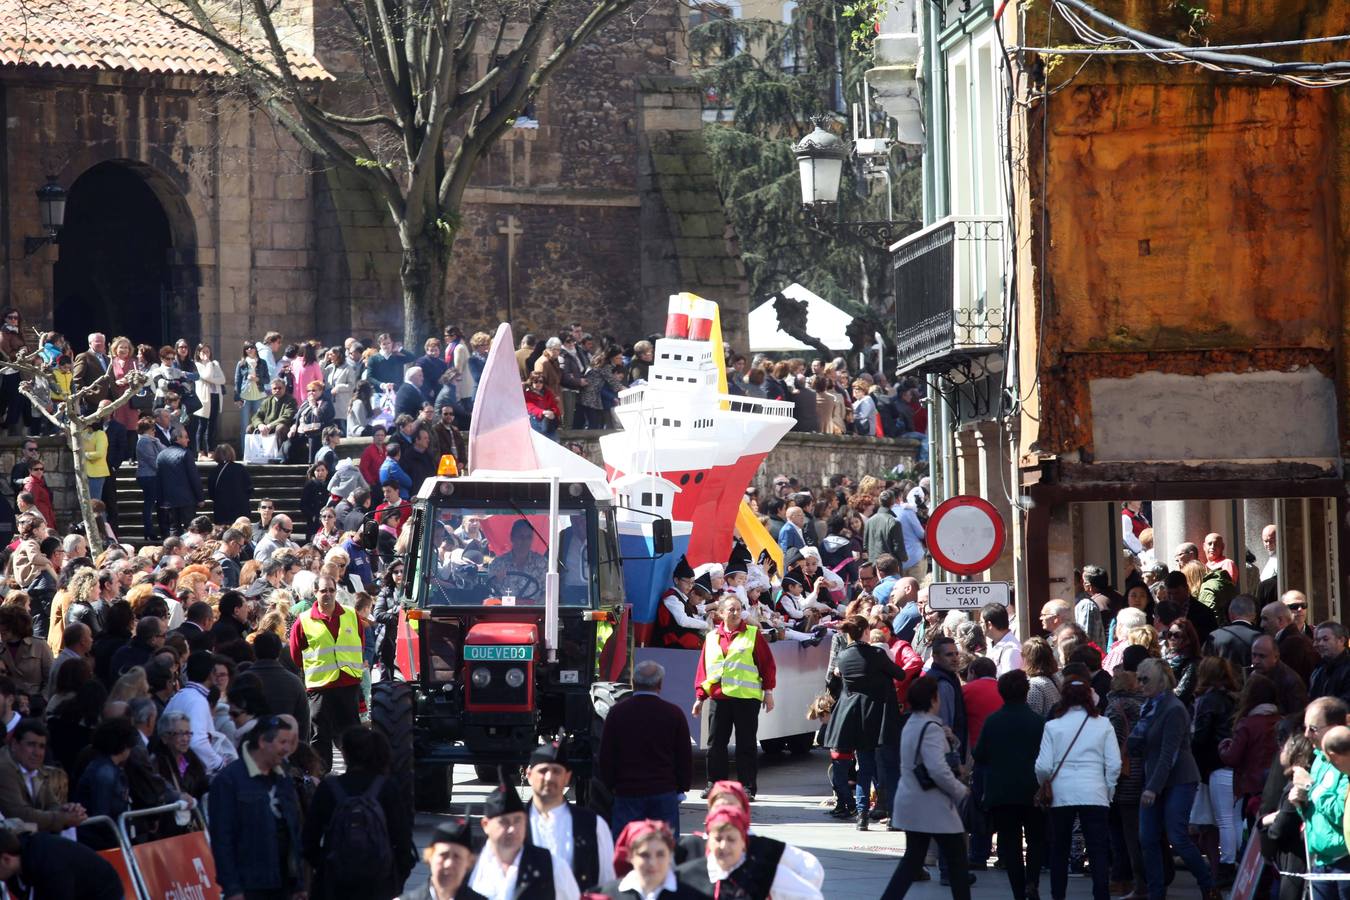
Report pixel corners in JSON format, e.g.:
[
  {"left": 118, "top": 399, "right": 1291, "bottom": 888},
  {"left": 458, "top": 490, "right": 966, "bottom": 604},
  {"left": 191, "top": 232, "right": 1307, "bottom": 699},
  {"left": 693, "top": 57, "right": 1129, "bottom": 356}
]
[{"left": 892, "top": 215, "right": 1006, "bottom": 376}]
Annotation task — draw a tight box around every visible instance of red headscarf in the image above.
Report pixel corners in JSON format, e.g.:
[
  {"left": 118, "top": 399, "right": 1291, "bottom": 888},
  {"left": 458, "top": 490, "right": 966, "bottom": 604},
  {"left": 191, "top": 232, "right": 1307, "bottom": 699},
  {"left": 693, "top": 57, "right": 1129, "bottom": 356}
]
[
  {"left": 704, "top": 805, "right": 750, "bottom": 844},
  {"left": 612, "top": 819, "right": 675, "bottom": 877},
  {"left": 706, "top": 780, "right": 750, "bottom": 813}
]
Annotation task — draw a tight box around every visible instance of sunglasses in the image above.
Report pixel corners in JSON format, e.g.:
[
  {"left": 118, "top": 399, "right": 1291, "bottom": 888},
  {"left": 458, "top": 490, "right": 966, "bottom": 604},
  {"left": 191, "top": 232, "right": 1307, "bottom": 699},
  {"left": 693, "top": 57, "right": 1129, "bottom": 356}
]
[
  {"left": 1288, "top": 603, "right": 1308, "bottom": 611},
  {"left": 278, "top": 526, "right": 292, "bottom": 533}
]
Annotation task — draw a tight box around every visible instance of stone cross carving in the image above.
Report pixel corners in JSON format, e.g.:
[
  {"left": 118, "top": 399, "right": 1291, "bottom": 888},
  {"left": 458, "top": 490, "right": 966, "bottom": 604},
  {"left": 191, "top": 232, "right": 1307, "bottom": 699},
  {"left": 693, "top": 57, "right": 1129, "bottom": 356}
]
[{"left": 498, "top": 215, "right": 523, "bottom": 321}]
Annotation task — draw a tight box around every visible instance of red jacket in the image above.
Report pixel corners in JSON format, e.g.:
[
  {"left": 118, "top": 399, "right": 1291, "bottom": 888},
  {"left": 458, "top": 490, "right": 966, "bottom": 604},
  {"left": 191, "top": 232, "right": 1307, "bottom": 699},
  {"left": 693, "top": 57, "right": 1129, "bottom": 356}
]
[
  {"left": 962, "top": 677, "right": 1004, "bottom": 748},
  {"left": 524, "top": 387, "right": 561, "bottom": 422},
  {"left": 24, "top": 475, "right": 54, "bottom": 529},
  {"left": 884, "top": 638, "right": 924, "bottom": 710},
  {"left": 359, "top": 443, "right": 386, "bottom": 488},
  {"left": 694, "top": 622, "right": 776, "bottom": 702},
  {"left": 1220, "top": 709, "right": 1282, "bottom": 797},
  {"left": 289, "top": 602, "right": 365, "bottom": 689}
]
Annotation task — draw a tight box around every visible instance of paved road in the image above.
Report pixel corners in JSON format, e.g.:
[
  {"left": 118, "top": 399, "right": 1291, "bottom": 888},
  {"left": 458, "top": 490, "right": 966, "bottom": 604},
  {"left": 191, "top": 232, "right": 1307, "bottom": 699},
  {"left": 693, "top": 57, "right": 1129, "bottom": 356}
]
[{"left": 405, "top": 749, "right": 1202, "bottom": 898}]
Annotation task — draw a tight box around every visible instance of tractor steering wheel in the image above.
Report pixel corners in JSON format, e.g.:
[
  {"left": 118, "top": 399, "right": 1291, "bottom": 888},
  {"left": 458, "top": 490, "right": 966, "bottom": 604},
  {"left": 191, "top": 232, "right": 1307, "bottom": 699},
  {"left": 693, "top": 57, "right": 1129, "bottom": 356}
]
[{"left": 497, "top": 570, "right": 543, "bottom": 600}]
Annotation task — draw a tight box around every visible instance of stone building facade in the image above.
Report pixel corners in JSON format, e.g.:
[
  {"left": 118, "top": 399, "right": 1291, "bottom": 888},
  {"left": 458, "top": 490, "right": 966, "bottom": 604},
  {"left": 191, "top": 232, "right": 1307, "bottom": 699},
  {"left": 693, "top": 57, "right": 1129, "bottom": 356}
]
[{"left": 0, "top": 0, "right": 749, "bottom": 385}]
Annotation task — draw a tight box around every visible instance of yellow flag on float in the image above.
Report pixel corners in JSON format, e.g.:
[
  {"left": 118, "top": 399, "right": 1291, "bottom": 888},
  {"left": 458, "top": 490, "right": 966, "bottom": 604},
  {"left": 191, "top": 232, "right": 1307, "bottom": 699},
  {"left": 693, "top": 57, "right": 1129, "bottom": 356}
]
[{"left": 737, "top": 501, "right": 783, "bottom": 574}]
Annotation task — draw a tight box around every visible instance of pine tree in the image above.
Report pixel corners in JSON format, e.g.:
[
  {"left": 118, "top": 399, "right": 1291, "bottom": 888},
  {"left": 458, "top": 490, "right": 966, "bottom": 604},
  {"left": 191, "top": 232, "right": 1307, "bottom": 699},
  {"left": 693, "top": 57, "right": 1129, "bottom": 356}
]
[{"left": 688, "top": 1, "right": 918, "bottom": 360}]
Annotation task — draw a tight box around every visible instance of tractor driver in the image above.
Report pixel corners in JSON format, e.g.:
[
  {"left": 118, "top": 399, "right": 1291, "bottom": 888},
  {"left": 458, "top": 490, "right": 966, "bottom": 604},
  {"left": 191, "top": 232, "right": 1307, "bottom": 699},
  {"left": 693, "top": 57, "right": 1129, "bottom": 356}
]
[{"left": 487, "top": 518, "right": 549, "bottom": 602}]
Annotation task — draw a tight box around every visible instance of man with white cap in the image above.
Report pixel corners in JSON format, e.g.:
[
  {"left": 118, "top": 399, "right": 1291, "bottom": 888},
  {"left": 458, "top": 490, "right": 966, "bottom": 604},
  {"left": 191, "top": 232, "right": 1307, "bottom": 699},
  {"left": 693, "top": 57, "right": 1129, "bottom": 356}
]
[{"left": 470, "top": 782, "right": 580, "bottom": 900}]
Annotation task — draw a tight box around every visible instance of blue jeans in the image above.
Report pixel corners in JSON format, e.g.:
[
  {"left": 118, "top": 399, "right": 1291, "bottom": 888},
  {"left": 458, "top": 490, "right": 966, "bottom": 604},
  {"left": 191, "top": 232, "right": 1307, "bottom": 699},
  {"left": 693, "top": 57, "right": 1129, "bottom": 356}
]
[
  {"left": 875, "top": 743, "right": 898, "bottom": 816},
  {"left": 1312, "top": 857, "right": 1350, "bottom": 900},
  {"left": 899, "top": 431, "right": 929, "bottom": 462},
  {"left": 87, "top": 476, "right": 105, "bottom": 502},
  {"left": 610, "top": 791, "right": 682, "bottom": 839},
  {"left": 1140, "top": 782, "right": 1213, "bottom": 897},
  {"left": 854, "top": 748, "right": 877, "bottom": 814},
  {"left": 829, "top": 756, "right": 854, "bottom": 810},
  {"left": 136, "top": 475, "right": 160, "bottom": 538},
  {"left": 239, "top": 397, "right": 261, "bottom": 449}
]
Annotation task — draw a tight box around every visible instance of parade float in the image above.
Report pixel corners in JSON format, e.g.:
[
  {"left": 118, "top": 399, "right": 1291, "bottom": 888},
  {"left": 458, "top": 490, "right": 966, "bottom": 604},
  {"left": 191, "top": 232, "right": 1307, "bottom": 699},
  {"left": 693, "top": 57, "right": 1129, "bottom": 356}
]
[{"left": 375, "top": 294, "right": 825, "bottom": 809}]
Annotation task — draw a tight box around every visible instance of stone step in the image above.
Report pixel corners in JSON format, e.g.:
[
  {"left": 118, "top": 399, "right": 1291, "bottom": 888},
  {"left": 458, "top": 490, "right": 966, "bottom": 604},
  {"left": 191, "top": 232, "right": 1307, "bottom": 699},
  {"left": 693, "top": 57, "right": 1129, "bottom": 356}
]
[{"left": 109, "top": 461, "right": 315, "bottom": 544}]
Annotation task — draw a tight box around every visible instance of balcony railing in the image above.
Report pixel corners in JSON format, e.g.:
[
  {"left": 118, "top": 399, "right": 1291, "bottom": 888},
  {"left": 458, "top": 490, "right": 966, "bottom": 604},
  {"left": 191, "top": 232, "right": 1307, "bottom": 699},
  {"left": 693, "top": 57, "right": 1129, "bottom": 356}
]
[{"left": 892, "top": 215, "right": 1006, "bottom": 375}]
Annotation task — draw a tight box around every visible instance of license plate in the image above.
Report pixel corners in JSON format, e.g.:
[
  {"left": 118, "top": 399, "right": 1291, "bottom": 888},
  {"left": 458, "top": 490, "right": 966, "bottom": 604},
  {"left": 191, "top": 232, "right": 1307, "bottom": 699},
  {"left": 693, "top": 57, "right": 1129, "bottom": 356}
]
[{"left": 463, "top": 645, "right": 534, "bottom": 662}]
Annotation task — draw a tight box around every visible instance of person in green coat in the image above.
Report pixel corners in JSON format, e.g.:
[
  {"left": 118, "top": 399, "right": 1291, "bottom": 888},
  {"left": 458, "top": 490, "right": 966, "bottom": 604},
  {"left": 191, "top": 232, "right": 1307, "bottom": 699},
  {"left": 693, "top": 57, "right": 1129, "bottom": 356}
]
[
  {"left": 972, "top": 670, "right": 1045, "bottom": 900},
  {"left": 1293, "top": 698, "right": 1350, "bottom": 893}
]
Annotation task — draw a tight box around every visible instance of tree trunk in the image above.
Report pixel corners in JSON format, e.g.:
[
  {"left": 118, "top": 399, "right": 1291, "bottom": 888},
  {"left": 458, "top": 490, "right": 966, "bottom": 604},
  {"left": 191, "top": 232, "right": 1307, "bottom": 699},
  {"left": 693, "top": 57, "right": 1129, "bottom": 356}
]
[
  {"left": 771, "top": 290, "right": 835, "bottom": 360},
  {"left": 65, "top": 425, "right": 105, "bottom": 554},
  {"left": 400, "top": 229, "right": 447, "bottom": 349}
]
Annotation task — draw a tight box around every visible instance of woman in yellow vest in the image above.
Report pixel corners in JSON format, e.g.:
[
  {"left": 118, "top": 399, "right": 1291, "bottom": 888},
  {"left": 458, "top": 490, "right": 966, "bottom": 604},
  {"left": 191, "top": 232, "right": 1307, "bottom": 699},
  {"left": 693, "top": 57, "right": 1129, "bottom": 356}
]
[{"left": 691, "top": 594, "right": 777, "bottom": 801}]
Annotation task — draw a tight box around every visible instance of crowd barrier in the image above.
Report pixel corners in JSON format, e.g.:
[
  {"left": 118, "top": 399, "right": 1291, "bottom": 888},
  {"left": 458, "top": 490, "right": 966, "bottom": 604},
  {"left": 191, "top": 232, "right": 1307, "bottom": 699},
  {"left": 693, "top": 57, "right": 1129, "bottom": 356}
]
[{"left": 87, "top": 801, "right": 221, "bottom": 900}]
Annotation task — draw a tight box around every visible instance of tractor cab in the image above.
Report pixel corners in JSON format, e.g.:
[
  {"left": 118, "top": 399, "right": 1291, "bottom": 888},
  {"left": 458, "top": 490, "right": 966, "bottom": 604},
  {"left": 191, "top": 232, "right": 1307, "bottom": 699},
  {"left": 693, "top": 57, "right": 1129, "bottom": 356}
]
[{"left": 373, "top": 472, "right": 636, "bottom": 807}]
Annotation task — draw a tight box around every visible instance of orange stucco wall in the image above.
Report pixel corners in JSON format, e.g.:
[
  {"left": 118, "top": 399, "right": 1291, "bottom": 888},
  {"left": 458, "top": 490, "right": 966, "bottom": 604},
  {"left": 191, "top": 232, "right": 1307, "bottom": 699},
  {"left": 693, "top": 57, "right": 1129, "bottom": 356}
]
[{"left": 1024, "top": 58, "right": 1346, "bottom": 455}]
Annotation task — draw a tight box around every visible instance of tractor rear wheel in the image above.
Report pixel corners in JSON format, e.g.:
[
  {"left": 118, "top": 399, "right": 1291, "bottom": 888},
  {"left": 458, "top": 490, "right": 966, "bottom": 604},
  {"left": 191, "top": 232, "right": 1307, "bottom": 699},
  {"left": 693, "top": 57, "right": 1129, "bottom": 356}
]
[{"left": 370, "top": 681, "right": 415, "bottom": 806}]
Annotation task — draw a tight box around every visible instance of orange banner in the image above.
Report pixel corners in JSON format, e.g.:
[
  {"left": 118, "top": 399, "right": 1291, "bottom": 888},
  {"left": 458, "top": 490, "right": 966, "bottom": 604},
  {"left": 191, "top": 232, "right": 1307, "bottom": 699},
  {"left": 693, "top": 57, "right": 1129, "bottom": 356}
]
[
  {"left": 96, "top": 847, "right": 138, "bottom": 899},
  {"left": 131, "top": 831, "right": 222, "bottom": 899}
]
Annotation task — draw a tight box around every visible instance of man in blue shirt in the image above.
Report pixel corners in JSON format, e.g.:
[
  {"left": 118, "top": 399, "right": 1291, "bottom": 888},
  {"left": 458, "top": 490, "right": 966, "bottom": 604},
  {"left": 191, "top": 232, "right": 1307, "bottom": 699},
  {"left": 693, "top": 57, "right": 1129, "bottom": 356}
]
[
  {"left": 873, "top": 554, "right": 900, "bottom": 604},
  {"left": 891, "top": 499, "right": 928, "bottom": 579}
]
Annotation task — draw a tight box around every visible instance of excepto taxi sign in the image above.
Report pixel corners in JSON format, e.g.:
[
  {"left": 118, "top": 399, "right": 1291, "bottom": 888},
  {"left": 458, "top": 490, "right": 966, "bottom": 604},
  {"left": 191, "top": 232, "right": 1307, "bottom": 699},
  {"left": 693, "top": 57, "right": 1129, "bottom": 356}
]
[{"left": 928, "top": 581, "right": 1011, "bottom": 611}]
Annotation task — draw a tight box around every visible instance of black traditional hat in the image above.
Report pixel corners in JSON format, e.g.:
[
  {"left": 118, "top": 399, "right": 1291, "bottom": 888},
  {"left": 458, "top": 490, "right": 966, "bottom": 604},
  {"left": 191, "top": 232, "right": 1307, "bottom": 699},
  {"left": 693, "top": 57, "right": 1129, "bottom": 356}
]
[
  {"left": 483, "top": 783, "right": 527, "bottom": 818},
  {"left": 673, "top": 556, "right": 695, "bottom": 581},
  {"left": 692, "top": 572, "right": 714, "bottom": 595},
  {"left": 781, "top": 574, "right": 803, "bottom": 589},
  {"left": 527, "top": 740, "right": 571, "bottom": 770},
  {"left": 724, "top": 557, "right": 748, "bottom": 576},
  {"left": 727, "top": 542, "right": 752, "bottom": 568},
  {"left": 430, "top": 817, "right": 475, "bottom": 850}
]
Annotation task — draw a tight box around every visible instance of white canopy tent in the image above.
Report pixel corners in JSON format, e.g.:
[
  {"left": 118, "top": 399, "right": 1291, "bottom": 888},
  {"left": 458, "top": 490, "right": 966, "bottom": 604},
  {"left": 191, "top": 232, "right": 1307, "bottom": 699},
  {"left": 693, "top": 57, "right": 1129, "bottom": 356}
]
[{"left": 747, "top": 283, "right": 880, "bottom": 359}]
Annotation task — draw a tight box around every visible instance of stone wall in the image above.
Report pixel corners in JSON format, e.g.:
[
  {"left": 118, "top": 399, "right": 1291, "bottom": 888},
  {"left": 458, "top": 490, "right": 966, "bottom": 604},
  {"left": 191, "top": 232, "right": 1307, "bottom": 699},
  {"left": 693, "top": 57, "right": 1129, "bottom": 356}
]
[{"left": 559, "top": 430, "right": 920, "bottom": 493}]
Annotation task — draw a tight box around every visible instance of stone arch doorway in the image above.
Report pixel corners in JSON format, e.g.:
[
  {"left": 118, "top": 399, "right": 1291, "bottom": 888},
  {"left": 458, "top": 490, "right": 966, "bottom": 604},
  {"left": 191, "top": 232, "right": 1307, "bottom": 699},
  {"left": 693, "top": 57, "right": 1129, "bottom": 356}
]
[{"left": 53, "top": 160, "right": 199, "bottom": 349}]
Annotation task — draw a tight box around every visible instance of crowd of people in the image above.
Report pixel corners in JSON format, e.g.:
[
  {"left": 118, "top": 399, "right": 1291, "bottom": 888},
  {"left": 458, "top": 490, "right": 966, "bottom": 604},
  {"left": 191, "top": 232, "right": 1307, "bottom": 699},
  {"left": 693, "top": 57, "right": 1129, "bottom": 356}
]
[{"left": 0, "top": 440, "right": 847, "bottom": 896}]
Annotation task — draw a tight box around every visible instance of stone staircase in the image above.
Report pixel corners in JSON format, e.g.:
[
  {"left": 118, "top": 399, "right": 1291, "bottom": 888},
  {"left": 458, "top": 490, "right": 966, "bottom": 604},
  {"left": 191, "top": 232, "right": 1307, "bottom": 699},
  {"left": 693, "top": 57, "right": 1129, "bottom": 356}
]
[{"left": 110, "top": 461, "right": 312, "bottom": 545}]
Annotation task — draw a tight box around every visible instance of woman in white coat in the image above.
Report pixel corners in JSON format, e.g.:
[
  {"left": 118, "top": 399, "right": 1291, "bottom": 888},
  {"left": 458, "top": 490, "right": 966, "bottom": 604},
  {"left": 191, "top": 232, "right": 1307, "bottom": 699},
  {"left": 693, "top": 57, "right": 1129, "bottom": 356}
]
[
  {"left": 882, "top": 675, "right": 970, "bottom": 899},
  {"left": 1034, "top": 676, "right": 1121, "bottom": 900},
  {"left": 192, "top": 343, "right": 227, "bottom": 456}
]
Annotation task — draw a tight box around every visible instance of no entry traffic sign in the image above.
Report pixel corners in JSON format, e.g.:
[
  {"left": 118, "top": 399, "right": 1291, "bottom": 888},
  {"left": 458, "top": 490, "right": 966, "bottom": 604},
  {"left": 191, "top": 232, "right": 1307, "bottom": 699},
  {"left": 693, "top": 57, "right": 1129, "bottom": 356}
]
[
  {"left": 929, "top": 581, "right": 1010, "bottom": 611},
  {"left": 927, "top": 495, "right": 1005, "bottom": 576}
]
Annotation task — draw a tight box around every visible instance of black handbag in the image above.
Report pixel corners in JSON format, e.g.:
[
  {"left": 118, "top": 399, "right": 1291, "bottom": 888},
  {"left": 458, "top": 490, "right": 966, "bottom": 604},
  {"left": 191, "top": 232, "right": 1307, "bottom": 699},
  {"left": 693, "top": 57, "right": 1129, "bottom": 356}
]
[{"left": 912, "top": 720, "right": 938, "bottom": 790}]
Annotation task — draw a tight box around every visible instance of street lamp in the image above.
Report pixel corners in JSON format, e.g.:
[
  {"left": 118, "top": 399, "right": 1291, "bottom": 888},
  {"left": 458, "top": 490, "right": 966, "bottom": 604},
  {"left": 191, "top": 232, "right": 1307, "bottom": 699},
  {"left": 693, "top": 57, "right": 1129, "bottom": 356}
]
[
  {"left": 25, "top": 176, "right": 66, "bottom": 257},
  {"left": 793, "top": 119, "right": 917, "bottom": 248},
  {"left": 795, "top": 121, "right": 848, "bottom": 208}
]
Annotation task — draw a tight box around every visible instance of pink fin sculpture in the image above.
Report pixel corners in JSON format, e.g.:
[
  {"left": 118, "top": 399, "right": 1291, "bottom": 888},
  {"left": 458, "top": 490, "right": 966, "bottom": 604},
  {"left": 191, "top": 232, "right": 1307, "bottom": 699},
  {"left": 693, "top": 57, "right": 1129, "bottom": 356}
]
[{"left": 466, "top": 323, "right": 540, "bottom": 473}]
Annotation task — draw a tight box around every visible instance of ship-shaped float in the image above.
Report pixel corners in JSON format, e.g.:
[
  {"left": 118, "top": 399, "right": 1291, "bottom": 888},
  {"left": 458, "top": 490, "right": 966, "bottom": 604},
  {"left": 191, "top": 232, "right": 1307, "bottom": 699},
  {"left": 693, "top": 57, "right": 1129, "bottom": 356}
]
[{"left": 602, "top": 295, "right": 796, "bottom": 635}]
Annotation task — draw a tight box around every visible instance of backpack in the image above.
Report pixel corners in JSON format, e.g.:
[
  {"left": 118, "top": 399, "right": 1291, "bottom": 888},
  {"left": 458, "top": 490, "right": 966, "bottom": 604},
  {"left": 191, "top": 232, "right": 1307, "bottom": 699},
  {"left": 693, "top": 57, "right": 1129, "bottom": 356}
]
[
  {"left": 1195, "top": 568, "right": 1238, "bottom": 620},
  {"left": 322, "top": 775, "right": 393, "bottom": 883}
]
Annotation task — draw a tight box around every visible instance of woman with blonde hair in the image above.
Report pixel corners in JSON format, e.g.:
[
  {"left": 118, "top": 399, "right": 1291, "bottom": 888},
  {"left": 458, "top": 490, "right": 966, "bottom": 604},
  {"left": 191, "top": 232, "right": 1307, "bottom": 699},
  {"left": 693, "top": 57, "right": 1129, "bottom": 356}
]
[
  {"left": 125, "top": 582, "right": 158, "bottom": 617},
  {"left": 1132, "top": 657, "right": 1218, "bottom": 899},
  {"left": 49, "top": 567, "right": 98, "bottom": 654},
  {"left": 1182, "top": 560, "right": 1207, "bottom": 599},
  {"left": 109, "top": 666, "right": 150, "bottom": 702},
  {"left": 1127, "top": 624, "right": 1162, "bottom": 657}
]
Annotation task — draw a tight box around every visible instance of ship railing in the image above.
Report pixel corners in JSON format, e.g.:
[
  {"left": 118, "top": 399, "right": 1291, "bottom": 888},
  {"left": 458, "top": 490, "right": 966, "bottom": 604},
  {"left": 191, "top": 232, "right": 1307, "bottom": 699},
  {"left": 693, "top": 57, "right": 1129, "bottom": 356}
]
[{"left": 619, "top": 385, "right": 794, "bottom": 419}]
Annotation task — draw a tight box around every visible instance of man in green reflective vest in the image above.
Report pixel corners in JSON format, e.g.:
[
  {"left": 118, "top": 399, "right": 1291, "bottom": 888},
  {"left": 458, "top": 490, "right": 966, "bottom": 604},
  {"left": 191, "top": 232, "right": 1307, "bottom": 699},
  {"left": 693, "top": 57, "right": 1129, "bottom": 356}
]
[
  {"left": 692, "top": 594, "right": 776, "bottom": 801},
  {"left": 288, "top": 573, "right": 364, "bottom": 770}
]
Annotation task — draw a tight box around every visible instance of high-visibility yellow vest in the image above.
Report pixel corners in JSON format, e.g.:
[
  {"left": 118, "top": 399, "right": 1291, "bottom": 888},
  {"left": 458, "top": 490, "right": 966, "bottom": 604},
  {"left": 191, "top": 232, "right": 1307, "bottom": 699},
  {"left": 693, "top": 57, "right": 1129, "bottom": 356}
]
[
  {"left": 299, "top": 606, "right": 363, "bottom": 689},
  {"left": 701, "top": 625, "right": 763, "bottom": 700}
]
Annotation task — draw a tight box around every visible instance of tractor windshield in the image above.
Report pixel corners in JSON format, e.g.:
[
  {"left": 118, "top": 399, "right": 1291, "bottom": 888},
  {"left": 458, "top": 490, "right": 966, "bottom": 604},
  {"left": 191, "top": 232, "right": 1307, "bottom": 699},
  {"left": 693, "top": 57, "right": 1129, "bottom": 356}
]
[{"left": 418, "top": 505, "right": 592, "bottom": 607}]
